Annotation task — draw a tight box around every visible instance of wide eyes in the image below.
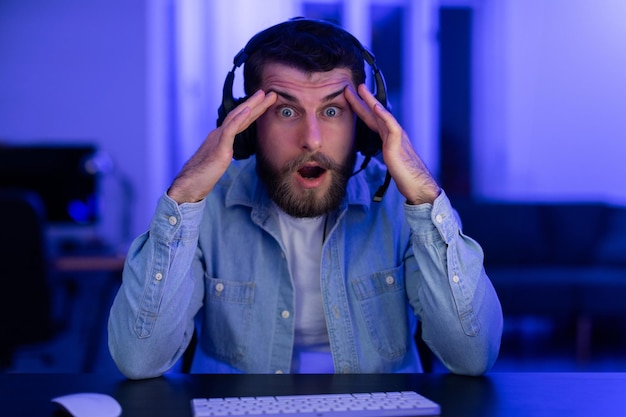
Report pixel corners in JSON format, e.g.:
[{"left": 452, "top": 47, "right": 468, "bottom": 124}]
[
  {"left": 279, "top": 107, "right": 295, "bottom": 118},
  {"left": 276, "top": 105, "right": 342, "bottom": 119},
  {"left": 324, "top": 106, "right": 340, "bottom": 118}
]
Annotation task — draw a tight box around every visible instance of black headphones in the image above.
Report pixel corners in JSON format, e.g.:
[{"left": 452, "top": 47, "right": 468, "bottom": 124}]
[{"left": 216, "top": 18, "right": 389, "bottom": 161}]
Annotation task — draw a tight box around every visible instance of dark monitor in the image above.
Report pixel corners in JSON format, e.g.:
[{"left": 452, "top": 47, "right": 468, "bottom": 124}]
[{"left": 0, "top": 144, "right": 99, "bottom": 225}]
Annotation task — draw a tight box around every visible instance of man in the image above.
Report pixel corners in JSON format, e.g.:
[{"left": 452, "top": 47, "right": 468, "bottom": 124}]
[{"left": 108, "top": 18, "right": 502, "bottom": 379}]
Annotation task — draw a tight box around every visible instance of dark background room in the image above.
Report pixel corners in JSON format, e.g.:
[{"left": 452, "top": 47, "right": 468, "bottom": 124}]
[{"left": 1, "top": 0, "right": 626, "bottom": 375}]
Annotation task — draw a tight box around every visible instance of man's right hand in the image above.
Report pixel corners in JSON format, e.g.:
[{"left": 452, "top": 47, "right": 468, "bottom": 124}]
[{"left": 167, "top": 90, "right": 277, "bottom": 204}]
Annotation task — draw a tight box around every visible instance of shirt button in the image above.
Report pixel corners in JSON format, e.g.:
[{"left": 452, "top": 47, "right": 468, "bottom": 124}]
[
  {"left": 385, "top": 275, "right": 395, "bottom": 285},
  {"left": 435, "top": 214, "right": 443, "bottom": 224},
  {"left": 281, "top": 310, "right": 290, "bottom": 319},
  {"left": 155, "top": 272, "right": 163, "bottom": 281},
  {"left": 168, "top": 215, "right": 178, "bottom": 225},
  {"left": 452, "top": 275, "right": 460, "bottom": 283},
  {"left": 215, "top": 283, "right": 224, "bottom": 292}
]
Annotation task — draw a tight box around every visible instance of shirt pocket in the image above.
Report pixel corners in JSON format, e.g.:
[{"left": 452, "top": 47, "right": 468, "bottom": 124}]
[
  {"left": 351, "top": 265, "right": 409, "bottom": 361},
  {"left": 202, "top": 276, "right": 255, "bottom": 364}
]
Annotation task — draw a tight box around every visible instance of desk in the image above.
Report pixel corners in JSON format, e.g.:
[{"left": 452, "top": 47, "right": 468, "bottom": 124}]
[
  {"left": 1, "top": 372, "right": 625, "bottom": 416},
  {"left": 52, "top": 254, "right": 125, "bottom": 372},
  {"left": 53, "top": 254, "right": 125, "bottom": 273}
]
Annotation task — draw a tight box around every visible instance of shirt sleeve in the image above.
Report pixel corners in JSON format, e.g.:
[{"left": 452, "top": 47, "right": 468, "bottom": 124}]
[
  {"left": 107, "top": 193, "right": 206, "bottom": 379},
  {"left": 404, "top": 190, "right": 503, "bottom": 376}
]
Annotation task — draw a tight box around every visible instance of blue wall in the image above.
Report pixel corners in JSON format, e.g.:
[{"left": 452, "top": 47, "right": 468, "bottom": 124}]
[
  {"left": 2, "top": 0, "right": 625, "bottom": 251},
  {"left": 0, "top": 0, "right": 153, "bottom": 248}
]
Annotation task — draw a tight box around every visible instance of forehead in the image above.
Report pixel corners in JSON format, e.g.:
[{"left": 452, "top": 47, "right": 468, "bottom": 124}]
[{"left": 261, "top": 62, "right": 355, "bottom": 97}]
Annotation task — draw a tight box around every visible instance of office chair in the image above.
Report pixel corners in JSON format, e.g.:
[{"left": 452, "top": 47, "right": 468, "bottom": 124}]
[{"left": 0, "top": 188, "right": 58, "bottom": 369}]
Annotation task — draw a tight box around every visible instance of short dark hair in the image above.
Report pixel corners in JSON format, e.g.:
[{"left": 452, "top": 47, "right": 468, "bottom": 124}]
[{"left": 243, "top": 18, "right": 367, "bottom": 95}]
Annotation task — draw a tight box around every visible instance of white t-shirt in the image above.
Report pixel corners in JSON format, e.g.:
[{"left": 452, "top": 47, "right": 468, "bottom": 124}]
[{"left": 276, "top": 207, "right": 334, "bottom": 373}]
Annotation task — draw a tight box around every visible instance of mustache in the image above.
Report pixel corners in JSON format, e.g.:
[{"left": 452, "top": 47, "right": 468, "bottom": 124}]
[{"left": 282, "top": 152, "right": 340, "bottom": 174}]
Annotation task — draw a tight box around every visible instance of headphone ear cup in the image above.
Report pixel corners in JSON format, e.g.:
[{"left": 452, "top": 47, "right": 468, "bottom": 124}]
[
  {"left": 355, "top": 65, "right": 387, "bottom": 158},
  {"left": 233, "top": 122, "right": 257, "bottom": 160},
  {"left": 218, "top": 96, "right": 257, "bottom": 160},
  {"left": 355, "top": 118, "right": 382, "bottom": 157}
]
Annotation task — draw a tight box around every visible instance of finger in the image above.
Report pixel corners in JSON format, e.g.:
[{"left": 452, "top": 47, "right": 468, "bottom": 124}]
[
  {"left": 247, "top": 91, "right": 277, "bottom": 125},
  {"left": 356, "top": 83, "right": 380, "bottom": 108},
  {"left": 220, "top": 106, "right": 252, "bottom": 140},
  {"left": 346, "top": 85, "right": 394, "bottom": 141},
  {"left": 357, "top": 84, "right": 400, "bottom": 134},
  {"left": 222, "top": 90, "right": 276, "bottom": 135},
  {"left": 357, "top": 84, "right": 388, "bottom": 116},
  {"left": 345, "top": 85, "right": 380, "bottom": 132},
  {"left": 221, "top": 90, "right": 265, "bottom": 125},
  {"left": 344, "top": 85, "right": 369, "bottom": 116}
]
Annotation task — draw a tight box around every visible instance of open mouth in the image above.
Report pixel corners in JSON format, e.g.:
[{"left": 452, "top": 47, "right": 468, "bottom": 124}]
[{"left": 297, "top": 165, "right": 327, "bottom": 179}]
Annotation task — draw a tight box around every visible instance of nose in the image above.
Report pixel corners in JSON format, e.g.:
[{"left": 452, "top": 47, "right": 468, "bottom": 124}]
[{"left": 299, "top": 114, "right": 322, "bottom": 152}]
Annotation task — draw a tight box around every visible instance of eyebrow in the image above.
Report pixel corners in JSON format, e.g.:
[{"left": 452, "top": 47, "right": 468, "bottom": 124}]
[{"left": 268, "top": 87, "right": 346, "bottom": 104}]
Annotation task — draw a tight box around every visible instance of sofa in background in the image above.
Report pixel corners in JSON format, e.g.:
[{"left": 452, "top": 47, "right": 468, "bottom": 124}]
[{"left": 452, "top": 198, "right": 626, "bottom": 361}]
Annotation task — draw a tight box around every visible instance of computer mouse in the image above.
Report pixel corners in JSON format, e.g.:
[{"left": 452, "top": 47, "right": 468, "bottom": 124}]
[{"left": 51, "top": 392, "right": 122, "bottom": 417}]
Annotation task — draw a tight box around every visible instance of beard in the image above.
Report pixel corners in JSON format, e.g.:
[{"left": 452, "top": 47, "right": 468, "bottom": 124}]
[{"left": 256, "top": 147, "right": 357, "bottom": 218}]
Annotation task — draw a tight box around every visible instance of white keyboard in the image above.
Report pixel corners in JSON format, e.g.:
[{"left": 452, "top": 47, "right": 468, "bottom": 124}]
[{"left": 191, "top": 391, "right": 440, "bottom": 416}]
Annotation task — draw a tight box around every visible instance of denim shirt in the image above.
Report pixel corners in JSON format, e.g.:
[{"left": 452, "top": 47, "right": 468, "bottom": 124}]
[{"left": 108, "top": 158, "right": 503, "bottom": 379}]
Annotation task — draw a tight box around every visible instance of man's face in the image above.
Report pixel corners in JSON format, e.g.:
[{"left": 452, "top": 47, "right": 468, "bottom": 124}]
[{"left": 255, "top": 62, "right": 357, "bottom": 218}]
